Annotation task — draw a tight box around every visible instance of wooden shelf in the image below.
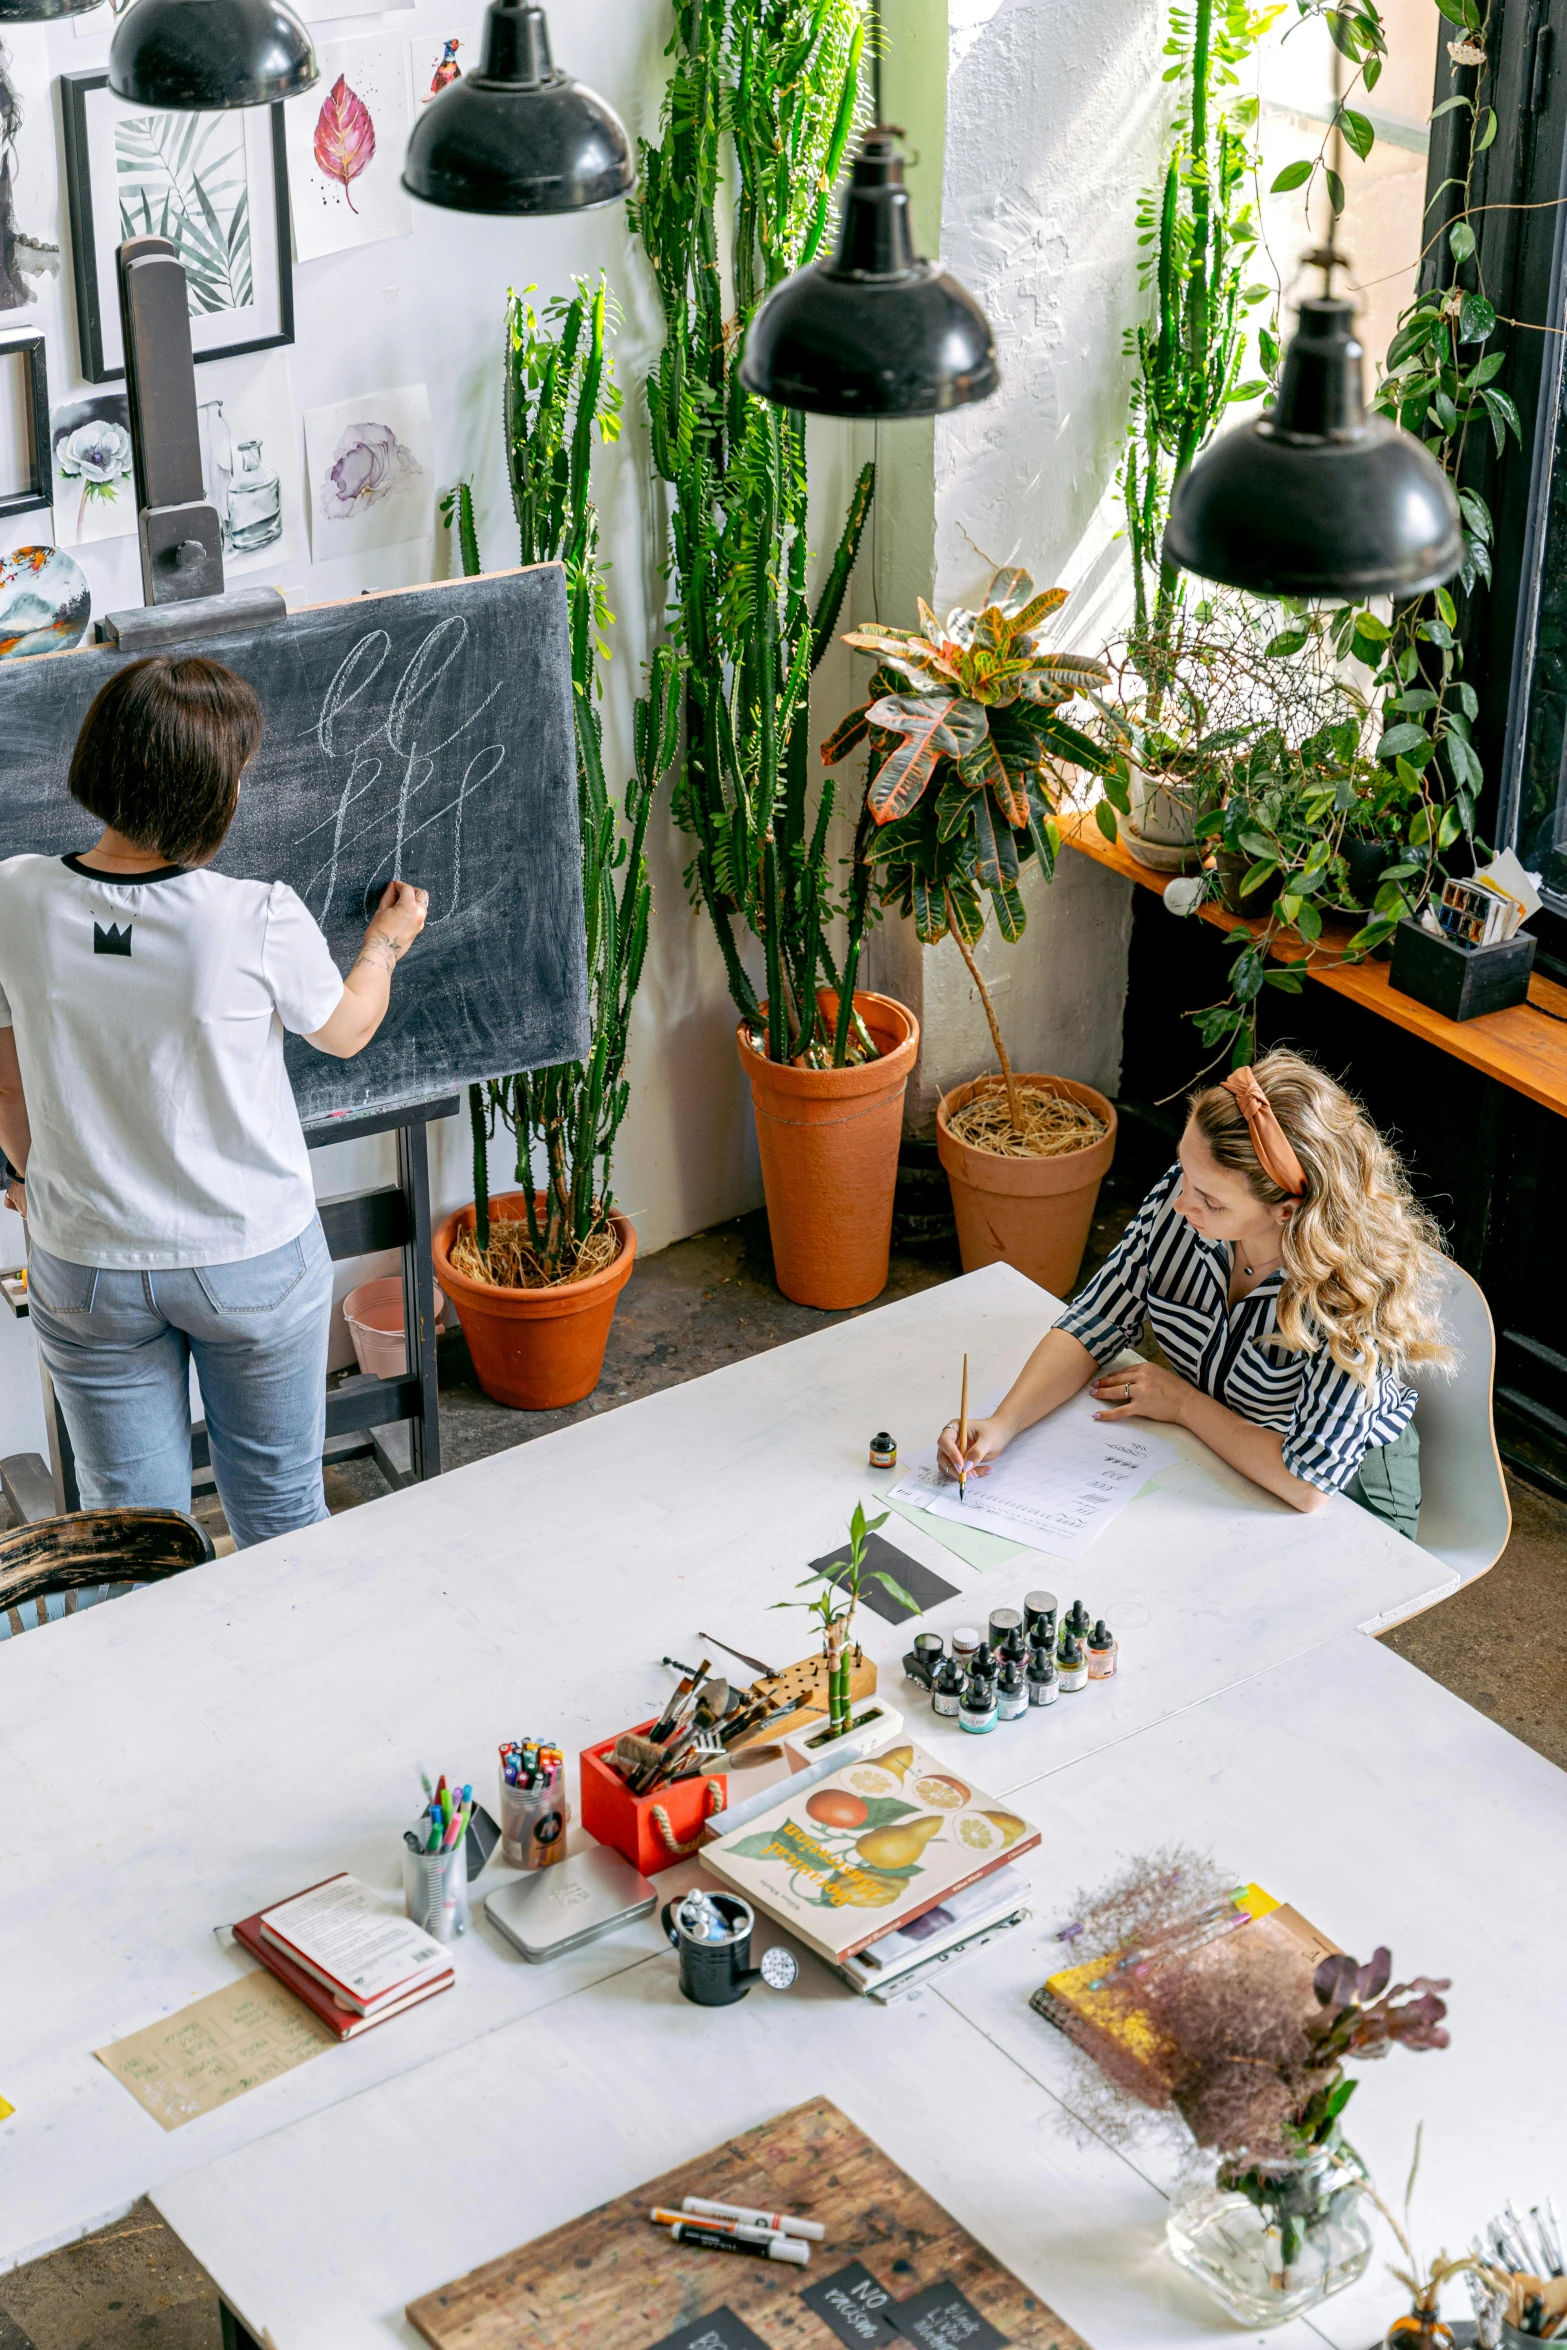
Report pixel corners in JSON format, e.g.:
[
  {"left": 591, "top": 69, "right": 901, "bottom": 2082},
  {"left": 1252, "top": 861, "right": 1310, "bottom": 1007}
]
[{"left": 1060, "top": 807, "right": 1567, "bottom": 1120}]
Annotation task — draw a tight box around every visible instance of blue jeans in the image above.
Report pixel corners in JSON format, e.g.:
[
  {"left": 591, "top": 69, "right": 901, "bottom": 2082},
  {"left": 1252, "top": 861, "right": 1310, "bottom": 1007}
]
[{"left": 26, "top": 1218, "right": 333, "bottom": 1553}]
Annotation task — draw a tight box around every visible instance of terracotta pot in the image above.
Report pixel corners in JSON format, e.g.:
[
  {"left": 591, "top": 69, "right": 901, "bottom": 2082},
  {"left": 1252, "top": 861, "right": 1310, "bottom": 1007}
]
[
  {"left": 737, "top": 991, "right": 920, "bottom": 1310},
  {"left": 432, "top": 1193, "right": 637, "bottom": 1410},
  {"left": 936, "top": 1075, "right": 1118, "bottom": 1296}
]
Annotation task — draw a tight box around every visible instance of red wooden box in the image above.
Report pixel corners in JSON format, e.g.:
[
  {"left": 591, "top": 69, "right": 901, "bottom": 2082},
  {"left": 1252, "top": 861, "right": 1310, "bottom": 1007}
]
[{"left": 578, "top": 1720, "right": 727, "bottom": 1876}]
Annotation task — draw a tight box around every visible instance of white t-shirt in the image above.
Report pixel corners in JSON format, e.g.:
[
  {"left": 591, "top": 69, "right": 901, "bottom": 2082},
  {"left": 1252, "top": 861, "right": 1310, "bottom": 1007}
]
[{"left": 0, "top": 854, "right": 345, "bottom": 1268}]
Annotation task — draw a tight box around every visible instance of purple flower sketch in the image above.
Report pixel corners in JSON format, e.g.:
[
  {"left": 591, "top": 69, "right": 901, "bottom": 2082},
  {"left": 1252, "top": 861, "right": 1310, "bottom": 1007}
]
[{"left": 320, "top": 419, "right": 422, "bottom": 520}]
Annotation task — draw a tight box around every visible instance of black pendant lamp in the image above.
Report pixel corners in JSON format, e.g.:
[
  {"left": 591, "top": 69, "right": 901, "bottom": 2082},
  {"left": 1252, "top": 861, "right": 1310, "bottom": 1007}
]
[
  {"left": 108, "top": 0, "right": 316, "bottom": 107},
  {"left": 402, "top": 0, "right": 631, "bottom": 216},
  {"left": 740, "top": 128, "right": 997, "bottom": 418},
  {"left": 1164, "top": 278, "right": 1463, "bottom": 598}
]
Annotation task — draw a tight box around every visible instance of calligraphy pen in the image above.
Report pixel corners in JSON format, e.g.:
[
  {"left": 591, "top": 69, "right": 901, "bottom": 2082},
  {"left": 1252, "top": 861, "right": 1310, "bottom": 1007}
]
[{"left": 957, "top": 1352, "right": 969, "bottom": 1506}]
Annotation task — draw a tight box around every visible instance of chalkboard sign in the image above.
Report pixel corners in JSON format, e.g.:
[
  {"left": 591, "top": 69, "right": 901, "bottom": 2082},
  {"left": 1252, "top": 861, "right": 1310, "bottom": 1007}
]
[{"left": 0, "top": 566, "right": 588, "bottom": 1127}]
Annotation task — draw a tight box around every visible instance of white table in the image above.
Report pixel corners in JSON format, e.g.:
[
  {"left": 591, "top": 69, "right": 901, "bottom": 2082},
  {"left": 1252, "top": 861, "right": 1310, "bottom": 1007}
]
[
  {"left": 151, "top": 1633, "right": 1567, "bottom": 2350},
  {"left": 0, "top": 1266, "right": 1459, "bottom": 2282}
]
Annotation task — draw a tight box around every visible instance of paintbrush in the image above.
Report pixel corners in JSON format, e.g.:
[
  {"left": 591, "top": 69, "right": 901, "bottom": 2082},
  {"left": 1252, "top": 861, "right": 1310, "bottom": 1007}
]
[
  {"left": 957, "top": 1352, "right": 969, "bottom": 1505},
  {"left": 698, "top": 1632, "right": 779, "bottom": 1679},
  {"left": 650, "top": 1658, "right": 710, "bottom": 1743}
]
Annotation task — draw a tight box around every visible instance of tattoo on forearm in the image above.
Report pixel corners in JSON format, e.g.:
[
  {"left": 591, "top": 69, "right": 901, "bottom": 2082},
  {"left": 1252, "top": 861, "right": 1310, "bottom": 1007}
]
[{"left": 352, "top": 935, "right": 404, "bottom": 981}]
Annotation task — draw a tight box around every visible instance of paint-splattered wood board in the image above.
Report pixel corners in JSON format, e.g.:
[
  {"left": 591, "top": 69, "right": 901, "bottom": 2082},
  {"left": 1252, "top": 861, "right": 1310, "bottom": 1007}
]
[{"left": 406, "top": 2093, "right": 1086, "bottom": 2349}]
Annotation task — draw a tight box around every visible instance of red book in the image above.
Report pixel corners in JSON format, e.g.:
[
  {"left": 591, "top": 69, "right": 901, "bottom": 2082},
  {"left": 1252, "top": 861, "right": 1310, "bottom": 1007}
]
[{"left": 233, "top": 1910, "right": 453, "bottom": 2042}]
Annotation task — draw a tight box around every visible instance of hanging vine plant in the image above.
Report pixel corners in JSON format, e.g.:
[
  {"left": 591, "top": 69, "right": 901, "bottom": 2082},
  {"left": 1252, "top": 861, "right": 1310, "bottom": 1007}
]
[{"left": 631, "top": 0, "right": 878, "bottom": 1069}]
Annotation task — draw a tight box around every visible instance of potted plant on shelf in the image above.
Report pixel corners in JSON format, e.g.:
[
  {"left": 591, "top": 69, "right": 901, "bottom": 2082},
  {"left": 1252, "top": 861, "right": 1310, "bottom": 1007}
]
[
  {"left": 633, "top": 3, "right": 921, "bottom": 1313},
  {"left": 822, "top": 565, "right": 1119, "bottom": 1296},
  {"left": 432, "top": 278, "right": 677, "bottom": 1411}
]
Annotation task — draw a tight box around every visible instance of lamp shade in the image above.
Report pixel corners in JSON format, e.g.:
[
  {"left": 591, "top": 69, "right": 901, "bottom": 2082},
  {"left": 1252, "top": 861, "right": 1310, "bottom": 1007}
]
[
  {"left": 1164, "top": 297, "right": 1463, "bottom": 598},
  {"left": 402, "top": 0, "right": 631, "bottom": 215},
  {"left": 108, "top": 0, "right": 316, "bottom": 105},
  {"left": 739, "top": 130, "right": 998, "bottom": 419}
]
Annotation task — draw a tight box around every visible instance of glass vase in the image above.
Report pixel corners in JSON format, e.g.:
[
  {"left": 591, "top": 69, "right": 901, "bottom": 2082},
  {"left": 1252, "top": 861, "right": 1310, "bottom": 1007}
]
[{"left": 1166, "top": 2144, "right": 1374, "bottom": 2328}]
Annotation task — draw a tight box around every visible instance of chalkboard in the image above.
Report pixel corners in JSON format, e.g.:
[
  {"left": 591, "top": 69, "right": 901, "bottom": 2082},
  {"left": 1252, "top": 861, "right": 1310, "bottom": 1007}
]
[{"left": 0, "top": 566, "right": 588, "bottom": 1127}]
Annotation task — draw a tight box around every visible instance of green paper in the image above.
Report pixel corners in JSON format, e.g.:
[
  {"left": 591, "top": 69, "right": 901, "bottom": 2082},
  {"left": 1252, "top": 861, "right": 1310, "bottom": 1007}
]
[{"left": 883, "top": 1494, "right": 1026, "bottom": 1572}]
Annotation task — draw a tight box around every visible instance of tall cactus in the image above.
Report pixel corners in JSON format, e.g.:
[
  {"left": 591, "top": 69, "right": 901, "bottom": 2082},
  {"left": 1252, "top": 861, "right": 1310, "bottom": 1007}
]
[
  {"left": 632, "top": 0, "right": 877, "bottom": 1066},
  {"left": 446, "top": 277, "right": 675, "bottom": 1278}
]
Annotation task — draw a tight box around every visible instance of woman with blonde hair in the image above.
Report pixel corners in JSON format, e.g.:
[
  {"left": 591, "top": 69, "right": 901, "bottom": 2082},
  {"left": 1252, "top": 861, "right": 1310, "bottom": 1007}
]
[{"left": 938, "top": 1049, "right": 1451, "bottom": 1536}]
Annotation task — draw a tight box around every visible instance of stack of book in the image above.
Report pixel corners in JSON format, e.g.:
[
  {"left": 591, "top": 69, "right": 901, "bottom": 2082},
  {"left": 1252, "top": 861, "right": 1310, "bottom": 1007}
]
[
  {"left": 235, "top": 1873, "right": 455, "bottom": 2041},
  {"left": 704, "top": 1738, "right": 1038, "bottom": 1998}
]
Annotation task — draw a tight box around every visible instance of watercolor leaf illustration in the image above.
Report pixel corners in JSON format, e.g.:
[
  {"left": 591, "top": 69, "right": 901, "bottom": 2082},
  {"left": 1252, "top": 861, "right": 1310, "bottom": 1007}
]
[
  {"left": 116, "top": 112, "right": 252, "bottom": 316},
  {"left": 313, "top": 76, "right": 375, "bottom": 212}
]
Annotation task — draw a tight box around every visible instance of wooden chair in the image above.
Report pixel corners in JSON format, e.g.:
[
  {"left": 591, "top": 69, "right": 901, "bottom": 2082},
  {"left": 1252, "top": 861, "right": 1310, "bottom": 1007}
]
[
  {"left": 0, "top": 1508, "right": 214, "bottom": 1639},
  {"left": 1410, "top": 1261, "right": 1512, "bottom": 1584}
]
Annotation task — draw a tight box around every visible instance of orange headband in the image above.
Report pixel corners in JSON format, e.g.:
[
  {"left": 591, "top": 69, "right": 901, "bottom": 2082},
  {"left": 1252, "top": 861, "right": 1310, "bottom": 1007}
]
[{"left": 1223, "top": 1068, "right": 1307, "bottom": 1200}]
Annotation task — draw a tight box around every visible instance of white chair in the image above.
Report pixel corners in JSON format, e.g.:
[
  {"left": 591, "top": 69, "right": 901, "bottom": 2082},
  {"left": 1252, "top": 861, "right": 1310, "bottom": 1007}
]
[{"left": 1409, "top": 1259, "right": 1511, "bottom": 1583}]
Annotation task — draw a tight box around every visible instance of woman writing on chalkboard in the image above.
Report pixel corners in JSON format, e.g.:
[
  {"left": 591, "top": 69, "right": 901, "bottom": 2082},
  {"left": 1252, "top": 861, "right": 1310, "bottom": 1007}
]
[
  {"left": 937, "top": 1052, "right": 1450, "bottom": 1537},
  {"left": 0, "top": 655, "right": 428, "bottom": 1550}
]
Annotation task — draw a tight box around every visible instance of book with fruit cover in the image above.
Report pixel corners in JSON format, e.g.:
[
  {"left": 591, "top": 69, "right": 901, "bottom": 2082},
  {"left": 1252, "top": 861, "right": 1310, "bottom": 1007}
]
[{"left": 703, "top": 1738, "right": 1039, "bottom": 1965}]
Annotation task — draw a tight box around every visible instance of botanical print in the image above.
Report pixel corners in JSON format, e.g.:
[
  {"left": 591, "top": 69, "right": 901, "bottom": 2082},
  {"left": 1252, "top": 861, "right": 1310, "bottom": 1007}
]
[
  {"left": 0, "top": 32, "right": 60, "bottom": 312},
  {"left": 313, "top": 76, "right": 374, "bottom": 211},
  {"left": 283, "top": 32, "right": 410, "bottom": 262},
  {"left": 115, "top": 110, "right": 252, "bottom": 317},
  {"left": 320, "top": 420, "right": 420, "bottom": 518},
  {"left": 50, "top": 393, "right": 135, "bottom": 546},
  {"left": 303, "top": 384, "right": 431, "bottom": 558}
]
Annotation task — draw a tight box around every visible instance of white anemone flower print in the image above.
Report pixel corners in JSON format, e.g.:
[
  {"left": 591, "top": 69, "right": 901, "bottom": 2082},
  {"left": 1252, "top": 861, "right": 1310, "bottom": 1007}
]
[{"left": 54, "top": 411, "right": 134, "bottom": 538}]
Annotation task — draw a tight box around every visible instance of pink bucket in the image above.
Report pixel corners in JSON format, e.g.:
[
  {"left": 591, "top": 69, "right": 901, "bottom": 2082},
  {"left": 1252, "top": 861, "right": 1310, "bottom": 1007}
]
[{"left": 342, "top": 1276, "right": 445, "bottom": 1380}]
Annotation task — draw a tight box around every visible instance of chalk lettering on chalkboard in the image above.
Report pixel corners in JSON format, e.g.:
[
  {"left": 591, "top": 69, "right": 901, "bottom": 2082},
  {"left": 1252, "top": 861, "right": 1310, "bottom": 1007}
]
[{"left": 301, "top": 616, "right": 506, "bottom": 926}]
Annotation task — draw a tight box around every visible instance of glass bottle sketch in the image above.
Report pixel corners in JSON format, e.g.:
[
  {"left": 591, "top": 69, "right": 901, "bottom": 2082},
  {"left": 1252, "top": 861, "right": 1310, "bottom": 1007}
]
[
  {"left": 227, "top": 438, "right": 281, "bottom": 553},
  {"left": 197, "top": 398, "right": 233, "bottom": 537}
]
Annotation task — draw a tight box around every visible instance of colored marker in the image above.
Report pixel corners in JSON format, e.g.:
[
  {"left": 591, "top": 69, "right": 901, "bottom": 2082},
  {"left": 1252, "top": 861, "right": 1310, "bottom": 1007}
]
[
  {"left": 654, "top": 2218, "right": 808, "bottom": 2265},
  {"left": 681, "top": 2197, "right": 825, "bottom": 2243}
]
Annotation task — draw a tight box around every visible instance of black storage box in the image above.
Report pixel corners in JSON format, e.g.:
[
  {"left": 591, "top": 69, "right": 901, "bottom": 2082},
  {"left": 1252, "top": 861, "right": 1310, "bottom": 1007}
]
[{"left": 1388, "top": 917, "right": 1536, "bottom": 1022}]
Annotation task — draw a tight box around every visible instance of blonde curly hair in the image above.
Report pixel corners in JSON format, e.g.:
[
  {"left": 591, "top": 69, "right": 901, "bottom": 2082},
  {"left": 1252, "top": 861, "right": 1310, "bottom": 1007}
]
[{"left": 1190, "top": 1049, "right": 1452, "bottom": 1386}]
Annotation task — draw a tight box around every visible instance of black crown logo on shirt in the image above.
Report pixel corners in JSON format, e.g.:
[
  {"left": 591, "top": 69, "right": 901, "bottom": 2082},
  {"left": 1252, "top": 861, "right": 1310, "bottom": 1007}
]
[{"left": 93, "top": 921, "right": 132, "bottom": 957}]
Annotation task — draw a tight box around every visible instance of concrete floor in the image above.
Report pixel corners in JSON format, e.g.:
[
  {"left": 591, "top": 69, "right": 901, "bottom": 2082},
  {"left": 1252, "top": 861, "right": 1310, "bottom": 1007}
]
[{"left": 5, "top": 1165, "right": 1564, "bottom": 2349}]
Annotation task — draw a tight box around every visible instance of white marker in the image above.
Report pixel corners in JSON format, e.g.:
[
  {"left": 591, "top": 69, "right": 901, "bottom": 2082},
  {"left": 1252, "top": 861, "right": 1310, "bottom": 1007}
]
[{"left": 682, "top": 2196, "right": 826, "bottom": 2243}]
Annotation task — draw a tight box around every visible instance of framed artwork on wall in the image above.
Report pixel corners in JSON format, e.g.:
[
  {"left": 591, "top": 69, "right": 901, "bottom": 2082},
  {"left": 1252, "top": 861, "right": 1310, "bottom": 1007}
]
[
  {"left": 0, "top": 332, "right": 50, "bottom": 520},
  {"left": 61, "top": 71, "right": 293, "bottom": 383}
]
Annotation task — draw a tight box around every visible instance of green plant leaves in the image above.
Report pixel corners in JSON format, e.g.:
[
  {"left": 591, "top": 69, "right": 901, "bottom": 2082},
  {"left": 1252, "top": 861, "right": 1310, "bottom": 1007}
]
[
  {"left": 1337, "top": 106, "right": 1375, "bottom": 160},
  {"left": 1272, "top": 158, "right": 1313, "bottom": 192},
  {"left": 863, "top": 694, "right": 962, "bottom": 822}
]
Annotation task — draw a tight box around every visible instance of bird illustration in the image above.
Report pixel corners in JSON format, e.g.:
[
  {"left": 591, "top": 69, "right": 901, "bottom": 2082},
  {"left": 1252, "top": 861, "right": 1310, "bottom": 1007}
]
[{"left": 425, "top": 38, "right": 461, "bottom": 98}]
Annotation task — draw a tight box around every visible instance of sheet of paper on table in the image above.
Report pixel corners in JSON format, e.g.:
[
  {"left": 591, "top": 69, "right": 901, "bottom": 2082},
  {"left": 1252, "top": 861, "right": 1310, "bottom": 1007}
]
[
  {"left": 95, "top": 1969, "right": 335, "bottom": 2131},
  {"left": 890, "top": 1387, "right": 1175, "bottom": 1560}
]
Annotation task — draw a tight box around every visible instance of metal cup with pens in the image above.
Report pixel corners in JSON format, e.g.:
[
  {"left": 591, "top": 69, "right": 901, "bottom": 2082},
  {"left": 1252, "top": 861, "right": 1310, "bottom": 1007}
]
[{"left": 403, "top": 1839, "right": 469, "bottom": 1942}]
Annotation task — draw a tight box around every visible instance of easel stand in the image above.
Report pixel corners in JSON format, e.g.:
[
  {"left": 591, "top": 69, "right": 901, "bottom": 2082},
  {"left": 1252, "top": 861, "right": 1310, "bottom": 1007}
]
[{"left": 29, "top": 1094, "right": 455, "bottom": 1522}]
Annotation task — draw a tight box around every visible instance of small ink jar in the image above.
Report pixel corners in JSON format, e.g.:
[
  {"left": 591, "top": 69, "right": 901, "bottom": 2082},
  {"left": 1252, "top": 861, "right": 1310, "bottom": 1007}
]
[
  {"left": 931, "top": 1653, "right": 966, "bottom": 1719},
  {"left": 996, "top": 1658, "right": 1027, "bottom": 1721},
  {"left": 1024, "top": 1590, "right": 1058, "bottom": 1651},
  {"left": 1026, "top": 1643, "right": 1059, "bottom": 1706},
  {"left": 1087, "top": 1620, "right": 1118, "bottom": 1679},
  {"left": 869, "top": 1430, "right": 897, "bottom": 1469},
  {"left": 1058, "top": 1634, "right": 1088, "bottom": 1692},
  {"left": 968, "top": 1640, "right": 997, "bottom": 1690},
  {"left": 950, "top": 1626, "right": 982, "bottom": 1668},
  {"left": 959, "top": 1668, "right": 998, "bottom": 1735},
  {"left": 988, "top": 1606, "right": 1024, "bottom": 1656},
  {"left": 904, "top": 1631, "right": 945, "bottom": 1690}
]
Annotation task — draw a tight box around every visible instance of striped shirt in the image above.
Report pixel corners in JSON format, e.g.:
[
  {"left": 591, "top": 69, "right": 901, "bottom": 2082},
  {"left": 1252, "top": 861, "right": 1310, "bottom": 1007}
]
[{"left": 1055, "top": 1164, "right": 1416, "bottom": 1494}]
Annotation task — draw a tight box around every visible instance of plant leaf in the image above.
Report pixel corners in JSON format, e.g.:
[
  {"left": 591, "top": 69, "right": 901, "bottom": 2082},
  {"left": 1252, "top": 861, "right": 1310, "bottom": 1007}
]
[
  {"left": 314, "top": 75, "right": 377, "bottom": 212},
  {"left": 864, "top": 695, "right": 959, "bottom": 822}
]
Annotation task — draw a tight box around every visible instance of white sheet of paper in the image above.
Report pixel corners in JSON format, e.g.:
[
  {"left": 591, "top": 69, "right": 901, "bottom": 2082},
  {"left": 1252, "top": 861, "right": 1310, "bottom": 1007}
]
[{"left": 889, "top": 1388, "right": 1175, "bottom": 1560}]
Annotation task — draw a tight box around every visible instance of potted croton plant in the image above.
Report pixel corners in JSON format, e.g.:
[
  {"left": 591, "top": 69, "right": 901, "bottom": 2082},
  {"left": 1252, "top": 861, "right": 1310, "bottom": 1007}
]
[{"left": 823, "top": 566, "right": 1119, "bottom": 1296}]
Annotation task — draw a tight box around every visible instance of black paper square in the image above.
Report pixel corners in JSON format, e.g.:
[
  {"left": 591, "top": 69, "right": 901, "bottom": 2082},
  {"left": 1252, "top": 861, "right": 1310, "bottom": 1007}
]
[
  {"left": 809, "top": 1531, "right": 958, "bottom": 1625},
  {"left": 645, "top": 2307, "right": 773, "bottom": 2350},
  {"left": 889, "top": 2278, "right": 1010, "bottom": 2346},
  {"left": 798, "top": 2259, "right": 906, "bottom": 2345}
]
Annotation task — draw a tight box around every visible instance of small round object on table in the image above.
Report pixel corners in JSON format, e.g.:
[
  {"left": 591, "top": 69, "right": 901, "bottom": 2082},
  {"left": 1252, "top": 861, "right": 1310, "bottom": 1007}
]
[{"left": 760, "top": 1946, "right": 798, "bottom": 1991}]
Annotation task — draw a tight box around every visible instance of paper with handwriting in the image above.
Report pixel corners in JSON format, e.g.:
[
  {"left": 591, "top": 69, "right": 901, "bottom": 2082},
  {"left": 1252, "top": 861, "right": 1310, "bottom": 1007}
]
[{"left": 890, "top": 1387, "right": 1175, "bottom": 1559}]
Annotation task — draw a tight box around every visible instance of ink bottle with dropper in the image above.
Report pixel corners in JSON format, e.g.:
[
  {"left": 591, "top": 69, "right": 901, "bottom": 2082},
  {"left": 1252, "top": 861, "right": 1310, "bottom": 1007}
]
[
  {"left": 1087, "top": 1620, "right": 1118, "bottom": 1679},
  {"left": 1058, "top": 1634, "right": 1088, "bottom": 1692},
  {"left": 1024, "top": 1590, "right": 1058, "bottom": 1653},
  {"left": 968, "top": 1639, "right": 998, "bottom": 1693},
  {"left": 988, "top": 1606, "right": 1024, "bottom": 1659},
  {"left": 959, "top": 1667, "right": 998, "bottom": 1735},
  {"left": 1059, "top": 1600, "right": 1092, "bottom": 1659},
  {"left": 996, "top": 1656, "right": 1028, "bottom": 1721},
  {"left": 931, "top": 1651, "right": 966, "bottom": 1720},
  {"left": 1027, "top": 1642, "right": 1059, "bottom": 1706}
]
